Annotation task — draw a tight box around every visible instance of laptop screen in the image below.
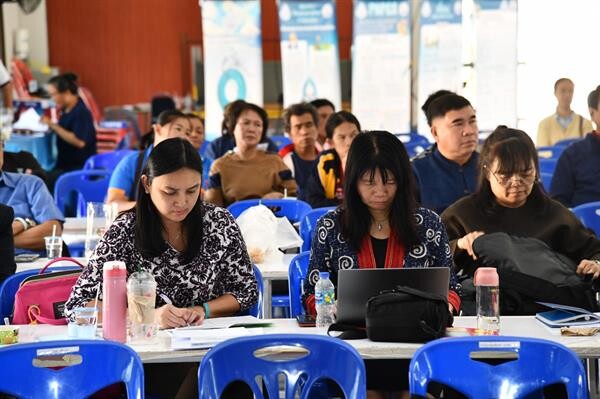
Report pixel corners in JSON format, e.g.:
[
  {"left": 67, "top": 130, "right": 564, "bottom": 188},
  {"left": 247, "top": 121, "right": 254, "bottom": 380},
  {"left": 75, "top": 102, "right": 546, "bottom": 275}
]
[{"left": 336, "top": 268, "right": 450, "bottom": 325}]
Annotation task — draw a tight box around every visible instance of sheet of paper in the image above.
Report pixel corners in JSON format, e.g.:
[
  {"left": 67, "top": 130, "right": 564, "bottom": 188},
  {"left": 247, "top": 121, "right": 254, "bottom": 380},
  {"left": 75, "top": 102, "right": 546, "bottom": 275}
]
[
  {"left": 174, "top": 315, "right": 260, "bottom": 330},
  {"left": 170, "top": 326, "right": 264, "bottom": 350},
  {"left": 12, "top": 108, "right": 48, "bottom": 132}
]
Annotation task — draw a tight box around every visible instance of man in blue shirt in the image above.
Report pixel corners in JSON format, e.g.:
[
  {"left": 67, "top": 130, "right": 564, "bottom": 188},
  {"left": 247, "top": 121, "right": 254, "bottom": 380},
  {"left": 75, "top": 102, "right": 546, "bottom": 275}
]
[
  {"left": 412, "top": 92, "right": 479, "bottom": 214},
  {"left": 551, "top": 85, "right": 600, "bottom": 207},
  {"left": 0, "top": 140, "right": 64, "bottom": 253}
]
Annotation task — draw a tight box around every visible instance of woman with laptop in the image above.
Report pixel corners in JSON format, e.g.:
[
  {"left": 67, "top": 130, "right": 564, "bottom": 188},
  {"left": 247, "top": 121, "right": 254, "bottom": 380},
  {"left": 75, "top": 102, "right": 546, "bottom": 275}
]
[{"left": 303, "top": 130, "right": 460, "bottom": 399}]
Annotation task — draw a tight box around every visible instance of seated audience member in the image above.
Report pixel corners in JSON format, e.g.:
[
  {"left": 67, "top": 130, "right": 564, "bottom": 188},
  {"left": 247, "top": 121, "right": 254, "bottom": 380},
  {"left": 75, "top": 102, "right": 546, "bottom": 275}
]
[
  {"left": 0, "top": 140, "right": 63, "bottom": 253},
  {"left": 1, "top": 147, "right": 47, "bottom": 183},
  {"left": 537, "top": 78, "right": 593, "bottom": 146},
  {"left": 42, "top": 73, "right": 96, "bottom": 187},
  {"left": 204, "top": 100, "right": 278, "bottom": 161},
  {"left": 185, "top": 113, "right": 205, "bottom": 151},
  {"left": 412, "top": 92, "right": 479, "bottom": 214},
  {"left": 302, "top": 110, "right": 361, "bottom": 207},
  {"left": 551, "top": 85, "right": 600, "bottom": 207},
  {"left": 66, "top": 138, "right": 258, "bottom": 399},
  {"left": 310, "top": 98, "right": 335, "bottom": 151},
  {"left": 205, "top": 102, "right": 297, "bottom": 207},
  {"left": 107, "top": 110, "right": 191, "bottom": 211},
  {"left": 279, "top": 102, "right": 320, "bottom": 195},
  {"left": 0, "top": 204, "right": 16, "bottom": 284},
  {"left": 442, "top": 126, "right": 600, "bottom": 313},
  {"left": 303, "top": 131, "right": 459, "bottom": 398}
]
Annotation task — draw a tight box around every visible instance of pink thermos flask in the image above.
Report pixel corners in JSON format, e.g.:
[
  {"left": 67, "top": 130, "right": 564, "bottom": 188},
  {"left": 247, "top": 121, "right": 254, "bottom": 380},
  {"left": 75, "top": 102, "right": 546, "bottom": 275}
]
[{"left": 102, "top": 261, "right": 127, "bottom": 342}]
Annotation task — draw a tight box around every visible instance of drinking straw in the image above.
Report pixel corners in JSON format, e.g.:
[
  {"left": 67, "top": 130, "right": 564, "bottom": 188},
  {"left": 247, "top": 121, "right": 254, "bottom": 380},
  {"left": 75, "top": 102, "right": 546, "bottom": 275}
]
[
  {"left": 284, "top": 188, "right": 288, "bottom": 198},
  {"left": 3, "top": 317, "right": 9, "bottom": 326},
  {"left": 51, "top": 224, "right": 57, "bottom": 240}
]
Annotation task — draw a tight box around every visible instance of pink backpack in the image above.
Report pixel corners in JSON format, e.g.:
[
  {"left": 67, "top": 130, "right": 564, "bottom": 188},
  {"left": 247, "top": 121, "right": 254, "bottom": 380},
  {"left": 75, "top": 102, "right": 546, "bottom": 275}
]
[{"left": 12, "top": 257, "right": 85, "bottom": 325}]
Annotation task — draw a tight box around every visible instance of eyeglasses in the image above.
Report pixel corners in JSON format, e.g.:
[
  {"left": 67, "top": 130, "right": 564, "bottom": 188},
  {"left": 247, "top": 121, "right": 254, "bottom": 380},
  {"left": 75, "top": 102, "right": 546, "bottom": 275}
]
[{"left": 485, "top": 166, "right": 537, "bottom": 187}]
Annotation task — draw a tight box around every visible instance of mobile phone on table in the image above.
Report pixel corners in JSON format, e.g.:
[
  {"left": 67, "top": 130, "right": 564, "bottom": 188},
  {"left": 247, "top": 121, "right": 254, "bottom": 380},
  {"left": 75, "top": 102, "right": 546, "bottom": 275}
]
[
  {"left": 15, "top": 253, "right": 40, "bottom": 263},
  {"left": 296, "top": 314, "right": 316, "bottom": 327}
]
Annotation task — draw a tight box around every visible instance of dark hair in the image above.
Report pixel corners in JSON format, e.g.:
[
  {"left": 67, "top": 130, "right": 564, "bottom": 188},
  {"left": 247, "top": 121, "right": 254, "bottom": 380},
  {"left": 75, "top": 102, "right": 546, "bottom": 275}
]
[
  {"left": 225, "top": 101, "right": 269, "bottom": 144},
  {"left": 135, "top": 138, "right": 204, "bottom": 261},
  {"left": 325, "top": 111, "right": 361, "bottom": 140},
  {"left": 554, "top": 78, "right": 573, "bottom": 91},
  {"left": 425, "top": 94, "right": 472, "bottom": 127},
  {"left": 139, "top": 109, "right": 187, "bottom": 149},
  {"left": 588, "top": 85, "right": 600, "bottom": 110},
  {"left": 283, "top": 102, "right": 318, "bottom": 133},
  {"left": 310, "top": 98, "right": 335, "bottom": 111},
  {"left": 340, "top": 131, "right": 418, "bottom": 251},
  {"left": 48, "top": 72, "right": 79, "bottom": 95},
  {"left": 220, "top": 100, "right": 247, "bottom": 136},
  {"left": 474, "top": 125, "right": 546, "bottom": 214},
  {"left": 186, "top": 113, "right": 204, "bottom": 125},
  {"left": 421, "top": 90, "right": 455, "bottom": 124}
]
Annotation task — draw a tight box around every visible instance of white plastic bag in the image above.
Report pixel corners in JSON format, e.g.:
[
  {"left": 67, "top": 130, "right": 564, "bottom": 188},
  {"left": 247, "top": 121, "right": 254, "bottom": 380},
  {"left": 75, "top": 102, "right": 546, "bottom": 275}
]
[{"left": 236, "top": 204, "right": 303, "bottom": 264}]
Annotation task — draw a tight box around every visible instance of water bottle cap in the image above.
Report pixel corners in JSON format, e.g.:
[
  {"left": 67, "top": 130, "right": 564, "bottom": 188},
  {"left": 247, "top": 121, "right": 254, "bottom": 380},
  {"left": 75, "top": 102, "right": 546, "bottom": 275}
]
[
  {"left": 319, "top": 271, "right": 330, "bottom": 279},
  {"left": 103, "top": 261, "right": 126, "bottom": 271},
  {"left": 474, "top": 267, "right": 499, "bottom": 286}
]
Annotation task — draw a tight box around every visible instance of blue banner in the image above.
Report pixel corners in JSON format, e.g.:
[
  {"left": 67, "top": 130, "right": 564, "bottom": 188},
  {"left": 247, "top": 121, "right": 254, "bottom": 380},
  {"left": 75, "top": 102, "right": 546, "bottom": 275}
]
[
  {"left": 352, "top": 0, "right": 411, "bottom": 132},
  {"left": 201, "top": 0, "right": 263, "bottom": 140},
  {"left": 278, "top": 0, "right": 341, "bottom": 108}
]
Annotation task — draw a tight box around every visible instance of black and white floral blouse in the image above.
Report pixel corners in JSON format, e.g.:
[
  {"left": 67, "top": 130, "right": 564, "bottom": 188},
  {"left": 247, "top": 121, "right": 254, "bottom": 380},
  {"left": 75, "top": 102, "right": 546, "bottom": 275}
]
[{"left": 65, "top": 203, "right": 258, "bottom": 315}]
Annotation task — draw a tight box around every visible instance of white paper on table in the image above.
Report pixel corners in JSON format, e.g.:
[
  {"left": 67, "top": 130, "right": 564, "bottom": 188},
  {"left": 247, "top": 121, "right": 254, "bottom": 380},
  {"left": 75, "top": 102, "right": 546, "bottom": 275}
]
[
  {"left": 173, "top": 315, "right": 260, "bottom": 330},
  {"left": 170, "top": 326, "right": 264, "bottom": 350},
  {"left": 12, "top": 108, "right": 48, "bottom": 132}
]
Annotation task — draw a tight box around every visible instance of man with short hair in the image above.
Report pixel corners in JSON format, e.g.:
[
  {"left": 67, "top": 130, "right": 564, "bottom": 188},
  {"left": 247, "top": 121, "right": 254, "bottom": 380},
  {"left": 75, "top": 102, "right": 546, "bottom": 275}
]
[
  {"left": 412, "top": 92, "right": 479, "bottom": 214},
  {"left": 310, "top": 98, "right": 335, "bottom": 151},
  {"left": 279, "top": 102, "right": 320, "bottom": 194},
  {"left": 537, "top": 78, "right": 593, "bottom": 146},
  {"left": 550, "top": 85, "right": 600, "bottom": 207},
  {"left": 0, "top": 140, "right": 64, "bottom": 253}
]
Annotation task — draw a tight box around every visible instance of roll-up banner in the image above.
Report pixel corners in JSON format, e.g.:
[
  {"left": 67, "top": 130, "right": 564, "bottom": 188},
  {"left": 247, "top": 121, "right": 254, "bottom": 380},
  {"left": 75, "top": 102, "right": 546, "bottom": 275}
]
[
  {"left": 278, "top": 0, "right": 341, "bottom": 109},
  {"left": 352, "top": 0, "right": 411, "bottom": 133},
  {"left": 201, "top": 0, "right": 263, "bottom": 140},
  {"left": 417, "top": 0, "right": 463, "bottom": 137},
  {"left": 473, "top": 0, "right": 517, "bottom": 131}
]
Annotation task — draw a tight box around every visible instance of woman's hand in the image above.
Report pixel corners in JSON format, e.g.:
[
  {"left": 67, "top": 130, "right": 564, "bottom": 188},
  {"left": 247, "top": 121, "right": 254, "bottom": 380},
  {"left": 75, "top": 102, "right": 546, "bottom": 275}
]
[
  {"left": 155, "top": 304, "right": 204, "bottom": 329},
  {"left": 576, "top": 259, "right": 600, "bottom": 279},
  {"left": 40, "top": 115, "right": 51, "bottom": 125},
  {"left": 262, "top": 191, "right": 284, "bottom": 199},
  {"left": 457, "top": 231, "right": 485, "bottom": 260}
]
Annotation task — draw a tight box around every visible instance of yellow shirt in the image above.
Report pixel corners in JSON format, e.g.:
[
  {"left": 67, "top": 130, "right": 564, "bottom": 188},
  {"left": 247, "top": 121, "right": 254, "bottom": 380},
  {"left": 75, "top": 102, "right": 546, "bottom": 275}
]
[{"left": 536, "top": 112, "right": 593, "bottom": 146}]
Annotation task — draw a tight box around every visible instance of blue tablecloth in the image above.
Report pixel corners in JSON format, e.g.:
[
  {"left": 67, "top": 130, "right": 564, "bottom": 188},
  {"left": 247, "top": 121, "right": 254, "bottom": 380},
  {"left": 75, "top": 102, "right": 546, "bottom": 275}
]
[{"left": 5, "top": 132, "right": 56, "bottom": 171}]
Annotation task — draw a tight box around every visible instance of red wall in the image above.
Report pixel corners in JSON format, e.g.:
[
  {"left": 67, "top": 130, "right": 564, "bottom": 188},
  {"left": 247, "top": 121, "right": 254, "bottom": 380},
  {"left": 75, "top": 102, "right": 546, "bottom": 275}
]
[{"left": 47, "top": 0, "right": 352, "bottom": 108}]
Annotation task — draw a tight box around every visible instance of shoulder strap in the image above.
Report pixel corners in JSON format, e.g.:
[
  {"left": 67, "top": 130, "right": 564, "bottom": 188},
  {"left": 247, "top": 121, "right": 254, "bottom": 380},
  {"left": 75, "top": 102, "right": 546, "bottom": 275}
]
[
  {"left": 327, "top": 323, "right": 367, "bottom": 340},
  {"left": 40, "top": 257, "right": 85, "bottom": 274},
  {"left": 133, "top": 150, "right": 145, "bottom": 200}
]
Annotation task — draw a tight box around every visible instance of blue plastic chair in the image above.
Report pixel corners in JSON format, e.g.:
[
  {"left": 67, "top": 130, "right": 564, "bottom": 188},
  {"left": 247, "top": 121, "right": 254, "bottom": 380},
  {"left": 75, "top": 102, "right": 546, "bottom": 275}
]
[
  {"left": 540, "top": 172, "right": 553, "bottom": 192},
  {"left": 54, "top": 169, "right": 112, "bottom": 217},
  {"left": 0, "top": 264, "right": 83, "bottom": 322},
  {"left": 83, "top": 149, "right": 135, "bottom": 171},
  {"left": 555, "top": 138, "right": 582, "bottom": 147},
  {"left": 0, "top": 340, "right": 144, "bottom": 398},
  {"left": 299, "top": 207, "right": 335, "bottom": 252},
  {"left": 227, "top": 199, "right": 312, "bottom": 222},
  {"left": 538, "top": 158, "right": 558, "bottom": 175},
  {"left": 537, "top": 145, "right": 564, "bottom": 160},
  {"left": 270, "top": 135, "right": 292, "bottom": 150},
  {"left": 572, "top": 201, "right": 600, "bottom": 236},
  {"left": 198, "top": 333, "right": 367, "bottom": 399},
  {"left": 288, "top": 251, "right": 310, "bottom": 318},
  {"left": 409, "top": 336, "right": 588, "bottom": 398}
]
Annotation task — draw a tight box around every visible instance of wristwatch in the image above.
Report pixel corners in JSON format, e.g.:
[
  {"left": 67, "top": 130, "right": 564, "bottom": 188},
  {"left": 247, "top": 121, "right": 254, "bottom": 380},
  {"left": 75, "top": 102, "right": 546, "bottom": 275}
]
[
  {"left": 24, "top": 218, "right": 37, "bottom": 229},
  {"left": 14, "top": 217, "right": 28, "bottom": 231}
]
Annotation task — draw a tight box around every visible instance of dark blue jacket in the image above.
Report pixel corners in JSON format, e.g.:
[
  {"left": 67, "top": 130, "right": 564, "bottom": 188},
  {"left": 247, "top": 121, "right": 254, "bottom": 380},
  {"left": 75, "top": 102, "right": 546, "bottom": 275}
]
[
  {"left": 551, "top": 132, "right": 600, "bottom": 207},
  {"left": 411, "top": 145, "right": 479, "bottom": 214}
]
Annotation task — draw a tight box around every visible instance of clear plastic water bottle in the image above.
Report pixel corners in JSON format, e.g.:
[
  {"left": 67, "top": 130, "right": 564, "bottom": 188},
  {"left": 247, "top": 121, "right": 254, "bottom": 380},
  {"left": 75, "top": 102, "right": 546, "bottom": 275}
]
[
  {"left": 474, "top": 267, "right": 500, "bottom": 335},
  {"left": 315, "top": 272, "right": 336, "bottom": 329}
]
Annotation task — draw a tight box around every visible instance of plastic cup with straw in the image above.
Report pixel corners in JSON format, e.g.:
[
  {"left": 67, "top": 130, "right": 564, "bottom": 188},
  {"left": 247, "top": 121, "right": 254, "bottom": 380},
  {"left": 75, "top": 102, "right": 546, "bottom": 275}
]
[{"left": 44, "top": 224, "right": 62, "bottom": 259}]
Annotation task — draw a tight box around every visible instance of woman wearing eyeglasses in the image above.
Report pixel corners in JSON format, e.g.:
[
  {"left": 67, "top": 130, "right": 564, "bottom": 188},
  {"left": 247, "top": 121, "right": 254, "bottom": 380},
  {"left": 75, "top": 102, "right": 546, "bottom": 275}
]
[{"left": 442, "top": 126, "right": 600, "bottom": 312}]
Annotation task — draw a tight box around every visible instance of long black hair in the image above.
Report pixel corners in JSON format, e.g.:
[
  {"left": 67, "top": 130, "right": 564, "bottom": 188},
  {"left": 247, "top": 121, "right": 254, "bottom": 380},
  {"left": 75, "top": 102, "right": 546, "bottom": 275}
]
[
  {"left": 340, "top": 131, "right": 418, "bottom": 250},
  {"left": 139, "top": 109, "right": 187, "bottom": 150},
  {"left": 134, "top": 137, "right": 204, "bottom": 261},
  {"left": 474, "top": 125, "right": 547, "bottom": 215},
  {"left": 324, "top": 110, "right": 361, "bottom": 140}
]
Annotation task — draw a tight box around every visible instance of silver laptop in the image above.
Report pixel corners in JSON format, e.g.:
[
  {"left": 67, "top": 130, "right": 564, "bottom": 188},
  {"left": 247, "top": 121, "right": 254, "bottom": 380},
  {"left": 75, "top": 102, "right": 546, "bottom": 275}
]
[{"left": 336, "top": 268, "right": 450, "bottom": 325}]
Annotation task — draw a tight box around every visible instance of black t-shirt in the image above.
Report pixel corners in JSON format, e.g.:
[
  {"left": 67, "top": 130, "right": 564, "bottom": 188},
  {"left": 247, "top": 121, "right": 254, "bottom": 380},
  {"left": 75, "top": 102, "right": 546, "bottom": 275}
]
[
  {"left": 55, "top": 98, "right": 96, "bottom": 170},
  {"left": 371, "top": 236, "right": 388, "bottom": 268},
  {"left": 291, "top": 152, "right": 315, "bottom": 195}
]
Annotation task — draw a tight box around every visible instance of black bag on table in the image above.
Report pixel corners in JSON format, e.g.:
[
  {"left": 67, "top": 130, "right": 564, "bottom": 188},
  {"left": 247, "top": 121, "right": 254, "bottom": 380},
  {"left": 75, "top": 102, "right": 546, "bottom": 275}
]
[{"left": 328, "top": 285, "right": 453, "bottom": 343}]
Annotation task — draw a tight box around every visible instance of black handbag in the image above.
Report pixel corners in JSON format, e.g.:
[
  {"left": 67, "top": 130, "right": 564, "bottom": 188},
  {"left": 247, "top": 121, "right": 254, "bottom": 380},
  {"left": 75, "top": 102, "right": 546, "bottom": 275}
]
[{"left": 328, "top": 285, "right": 453, "bottom": 342}]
